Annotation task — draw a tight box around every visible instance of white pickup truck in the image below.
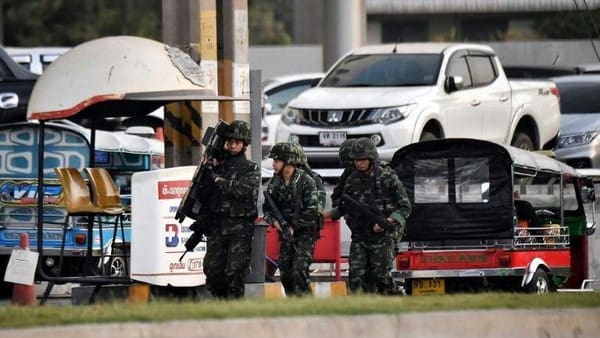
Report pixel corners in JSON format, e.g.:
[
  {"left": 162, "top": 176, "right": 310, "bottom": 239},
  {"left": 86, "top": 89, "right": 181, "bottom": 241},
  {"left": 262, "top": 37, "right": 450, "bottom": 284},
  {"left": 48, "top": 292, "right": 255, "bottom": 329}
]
[{"left": 276, "top": 43, "right": 561, "bottom": 167}]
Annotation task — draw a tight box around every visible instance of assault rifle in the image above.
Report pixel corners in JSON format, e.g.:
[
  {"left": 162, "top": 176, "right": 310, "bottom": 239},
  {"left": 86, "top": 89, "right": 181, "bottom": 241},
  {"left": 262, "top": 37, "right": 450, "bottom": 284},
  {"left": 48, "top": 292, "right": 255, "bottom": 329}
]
[
  {"left": 175, "top": 120, "right": 229, "bottom": 223},
  {"left": 179, "top": 219, "right": 209, "bottom": 261},
  {"left": 263, "top": 189, "right": 297, "bottom": 251},
  {"left": 341, "top": 193, "right": 394, "bottom": 232}
]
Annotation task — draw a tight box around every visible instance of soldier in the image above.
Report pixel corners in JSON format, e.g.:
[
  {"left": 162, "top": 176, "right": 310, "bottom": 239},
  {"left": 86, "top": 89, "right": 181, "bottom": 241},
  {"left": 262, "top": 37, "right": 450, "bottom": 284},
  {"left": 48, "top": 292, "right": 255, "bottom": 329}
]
[
  {"left": 263, "top": 142, "right": 319, "bottom": 296},
  {"left": 325, "top": 138, "right": 357, "bottom": 221},
  {"left": 340, "top": 138, "right": 411, "bottom": 294},
  {"left": 290, "top": 142, "right": 326, "bottom": 231},
  {"left": 202, "top": 120, "right": 260, "bottom": 299}
]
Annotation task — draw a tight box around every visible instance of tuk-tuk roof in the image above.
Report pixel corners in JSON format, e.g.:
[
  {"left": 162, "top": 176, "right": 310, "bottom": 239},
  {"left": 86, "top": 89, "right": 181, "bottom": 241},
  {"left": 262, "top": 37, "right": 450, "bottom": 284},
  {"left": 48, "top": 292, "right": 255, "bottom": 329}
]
[
  {"left": 51, "top": 120, "right": 162, "bottom": 155},
  {"left": 501, "top": 143, "right": 577, "bottom": 176},
  {"left": 392, "top": 138, "right": 577, "bottom": 177},
  {"left": 576, "top": 168, "right": 600, "bottom": 180},
  {"left": 26, "top": 36, "right": 230, "bottom": 121}
]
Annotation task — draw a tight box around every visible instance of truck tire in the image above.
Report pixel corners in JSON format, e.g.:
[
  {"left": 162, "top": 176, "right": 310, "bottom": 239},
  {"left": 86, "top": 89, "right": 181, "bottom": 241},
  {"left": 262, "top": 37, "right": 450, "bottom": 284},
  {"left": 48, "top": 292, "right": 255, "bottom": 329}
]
[
  {"left": 525, "top": 268, "right": 550, "bottom": 294},
  {"left": 420, "top": 131, "right": 438, "bottom": 142},
  {"left": 511, "top": 132, "right": 534, "bottom": 151}
]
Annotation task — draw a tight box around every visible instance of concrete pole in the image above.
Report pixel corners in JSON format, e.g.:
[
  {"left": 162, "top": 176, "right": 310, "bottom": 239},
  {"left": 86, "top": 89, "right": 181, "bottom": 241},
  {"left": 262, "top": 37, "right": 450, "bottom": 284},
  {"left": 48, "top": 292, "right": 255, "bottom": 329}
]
[
  {"left": 162, "top": 0, "right": 218, "bottom": 167},
  {"left": 323, "top": 0, "right": 366, "bottom": 70},
  {"left": 217, "top": 0, "right": 250, "bottom": 125}
]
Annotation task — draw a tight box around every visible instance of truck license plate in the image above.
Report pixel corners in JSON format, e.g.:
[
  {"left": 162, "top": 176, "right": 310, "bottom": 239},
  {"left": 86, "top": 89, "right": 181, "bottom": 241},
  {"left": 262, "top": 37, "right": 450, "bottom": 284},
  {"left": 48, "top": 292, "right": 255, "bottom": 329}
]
[
  {"left": 412, "top": 278, "right": 445, "bottom": 295},
  {"left": 319, "top": 131, "right": 347, "bottom": 146}
]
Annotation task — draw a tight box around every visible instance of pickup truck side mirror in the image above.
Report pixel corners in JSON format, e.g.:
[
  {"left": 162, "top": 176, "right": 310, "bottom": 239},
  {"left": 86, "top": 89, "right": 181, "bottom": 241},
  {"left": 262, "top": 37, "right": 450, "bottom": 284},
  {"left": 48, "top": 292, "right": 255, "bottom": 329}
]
[
  {"left": 263, "top": 101, "right": 272, "bottom": 117},
  {"left": 444, "top": 76, "right": 464, "bottom": 93}
]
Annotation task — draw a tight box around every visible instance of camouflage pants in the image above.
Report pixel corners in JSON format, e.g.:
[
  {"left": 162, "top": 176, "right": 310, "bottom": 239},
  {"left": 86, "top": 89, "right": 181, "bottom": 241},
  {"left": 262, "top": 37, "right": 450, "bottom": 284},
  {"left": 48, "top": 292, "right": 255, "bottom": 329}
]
[
  {"left": 203, "top": 230, "right": 253, "bottom": 299},
  {"left": 278, "top": 232, "right": 315, "bottom": 297},
  {"left": 348, "top": 235, "right": 395, "bottom": 294}
]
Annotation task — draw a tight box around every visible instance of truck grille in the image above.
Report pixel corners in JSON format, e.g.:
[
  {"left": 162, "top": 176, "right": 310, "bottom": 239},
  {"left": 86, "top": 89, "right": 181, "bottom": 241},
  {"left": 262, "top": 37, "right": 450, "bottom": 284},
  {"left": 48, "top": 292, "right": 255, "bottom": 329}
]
[{"left": 298, "top": 108, "right": 375, "bottom": 127}]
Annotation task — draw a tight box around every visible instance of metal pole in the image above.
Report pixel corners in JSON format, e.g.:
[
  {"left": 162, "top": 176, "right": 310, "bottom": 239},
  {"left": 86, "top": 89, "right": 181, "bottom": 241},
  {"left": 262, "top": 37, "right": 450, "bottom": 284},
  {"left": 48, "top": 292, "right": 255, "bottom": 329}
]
[{"left": 245, "top": 69, "right": 265, "bottom": 284}]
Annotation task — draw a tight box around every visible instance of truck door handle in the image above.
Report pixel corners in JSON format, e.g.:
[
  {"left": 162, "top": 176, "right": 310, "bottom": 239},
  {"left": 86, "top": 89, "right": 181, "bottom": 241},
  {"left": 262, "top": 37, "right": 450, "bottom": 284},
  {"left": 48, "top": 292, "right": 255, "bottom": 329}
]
[
  {"left": 470, "top": 99, "right": 481, "bottom": 106},
  {"left": 0, "top": 93, "right": 19, "bottom": 109},
  {"left": 499, "top": 96, "right": 509, "bottom": 102}
]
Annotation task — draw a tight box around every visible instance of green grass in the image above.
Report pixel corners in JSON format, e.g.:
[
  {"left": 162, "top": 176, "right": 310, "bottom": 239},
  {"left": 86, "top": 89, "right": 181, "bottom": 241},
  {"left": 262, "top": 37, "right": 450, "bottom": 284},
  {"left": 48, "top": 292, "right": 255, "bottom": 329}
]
[{"left": 2, "top": 292, "right": 600, "bottom": 329}]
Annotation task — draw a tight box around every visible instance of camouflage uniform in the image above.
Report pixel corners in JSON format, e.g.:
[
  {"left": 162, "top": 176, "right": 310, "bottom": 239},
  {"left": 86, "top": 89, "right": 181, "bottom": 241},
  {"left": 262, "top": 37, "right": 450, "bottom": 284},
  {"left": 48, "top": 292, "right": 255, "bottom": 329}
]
[
  {"left": 330, "top": 139, "right": 357, "bottom": 220},
  {"left": 263, "top": 142, "right": 319, "bottom": 296},
  {"left": 203, "top": 120, "right": 260, "bottom": 299},
  {"left": 291, "top": 142, "right": 326, "bottom": 232},
  {"left": 341, "top": 138, "right": 411, "bottom": 294}
]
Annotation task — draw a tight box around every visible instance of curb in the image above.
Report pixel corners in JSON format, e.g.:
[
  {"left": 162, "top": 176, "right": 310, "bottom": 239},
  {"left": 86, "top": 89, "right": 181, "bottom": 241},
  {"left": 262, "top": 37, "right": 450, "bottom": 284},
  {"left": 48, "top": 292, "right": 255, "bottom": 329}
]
[{"left": 1, "top": 308, "right": 598, "bottom": 338}]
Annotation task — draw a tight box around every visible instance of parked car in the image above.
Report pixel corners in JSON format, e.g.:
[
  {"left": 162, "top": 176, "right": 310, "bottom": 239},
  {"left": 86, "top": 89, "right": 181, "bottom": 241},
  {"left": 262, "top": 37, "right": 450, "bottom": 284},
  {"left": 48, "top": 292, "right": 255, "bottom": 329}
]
[
  {"left": 553, "top": 75, "right": 600, "bottom": 168},
  {"left": 277, "top": 43, "right": 561, "bottom": 168},
  {"left": 0, "top": 46, "right": 38, "bottom": 123},
  {"left": 261, "top": 73, "right": 323, "bottom": 153},
  {"left": 6, "top": 47, "right": 70, "bottom": 74}
]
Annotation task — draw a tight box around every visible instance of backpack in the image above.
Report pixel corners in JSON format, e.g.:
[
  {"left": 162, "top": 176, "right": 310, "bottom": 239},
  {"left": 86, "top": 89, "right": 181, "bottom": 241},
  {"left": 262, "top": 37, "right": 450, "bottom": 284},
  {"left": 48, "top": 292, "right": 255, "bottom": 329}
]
[{"left": 303, "top": 166, "right": 326, "bottom": 229}]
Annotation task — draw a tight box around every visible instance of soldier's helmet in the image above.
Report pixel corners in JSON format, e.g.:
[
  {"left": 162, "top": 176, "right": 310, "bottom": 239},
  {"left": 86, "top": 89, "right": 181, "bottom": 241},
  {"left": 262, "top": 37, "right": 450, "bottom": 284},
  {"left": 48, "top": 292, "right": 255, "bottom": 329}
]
[
  {"left": 350, "top": 137, "right": 378, "bottom": 160},
  {"left": 290, "top": 142, "right": 308, "bottom": 166},
  {"left": 339, "top": 139, "right": 357, "bottom": 167},
  {"left": 226, "top": 120, "right": 251, "bottom": 145},
  {"left": 268, "top": 142, "right": 303, "bottom": 165}
]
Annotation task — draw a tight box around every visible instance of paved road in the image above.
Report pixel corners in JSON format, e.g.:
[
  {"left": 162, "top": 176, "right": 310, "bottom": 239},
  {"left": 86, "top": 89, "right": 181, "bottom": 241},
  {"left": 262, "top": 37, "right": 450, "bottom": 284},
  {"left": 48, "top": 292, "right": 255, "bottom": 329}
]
[{"left": 1, "top": 308, "right": 599, "bottom": 338}]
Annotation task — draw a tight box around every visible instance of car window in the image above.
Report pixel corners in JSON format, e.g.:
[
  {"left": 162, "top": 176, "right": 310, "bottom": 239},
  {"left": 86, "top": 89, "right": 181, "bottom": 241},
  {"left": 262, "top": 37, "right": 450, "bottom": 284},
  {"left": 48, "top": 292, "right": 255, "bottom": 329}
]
[
  {"left": 0, "top": 59, "right": 14, "bottom": 80},
  {"left": 320, "top": 53, "right": 441, "bottom": 87},
  {"left": 446, "top": 55, "right": 472, "bottom": 88},
  {"left": 467, "top": 55, "right": 497, "bottom": 86},
  {"left": 265, "top": 81, "right": 314, "bottom": 115},
  {"left": 557, "top": 81, "right": 600, "bottom": 114}
]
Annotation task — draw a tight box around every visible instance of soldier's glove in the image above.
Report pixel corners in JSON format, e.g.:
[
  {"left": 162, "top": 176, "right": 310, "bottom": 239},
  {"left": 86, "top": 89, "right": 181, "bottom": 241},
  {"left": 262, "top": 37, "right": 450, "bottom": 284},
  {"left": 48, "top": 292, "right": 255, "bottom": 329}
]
[{"left": 205, "top": 164, "right": 219, "bottom": 183}]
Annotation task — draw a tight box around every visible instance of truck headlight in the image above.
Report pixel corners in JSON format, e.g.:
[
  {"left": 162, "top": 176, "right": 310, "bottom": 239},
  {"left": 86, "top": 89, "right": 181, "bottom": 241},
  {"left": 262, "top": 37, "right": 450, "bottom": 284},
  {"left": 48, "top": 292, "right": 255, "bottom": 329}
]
[
  {"left": 371, "top": 104, "right": 416, "bottom": 124},
  {"left": 281, "top": 107, "right": 302, "bottom": 125},
  {"left": 558, "top": 131, "right": 599, "bottom": 148}
]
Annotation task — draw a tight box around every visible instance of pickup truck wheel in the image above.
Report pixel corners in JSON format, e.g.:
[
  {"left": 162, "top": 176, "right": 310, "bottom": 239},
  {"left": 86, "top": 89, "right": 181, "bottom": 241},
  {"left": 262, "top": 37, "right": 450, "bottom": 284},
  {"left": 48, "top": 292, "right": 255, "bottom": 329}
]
[
  {"left": 525, "top": 268, "right": 550, "bottom": 294},
  {"left": 511, "top": 132, "right": 534, "bottom": 151},
  {"left": 419, "top": 131, "right": 438, "bottom": 142}
]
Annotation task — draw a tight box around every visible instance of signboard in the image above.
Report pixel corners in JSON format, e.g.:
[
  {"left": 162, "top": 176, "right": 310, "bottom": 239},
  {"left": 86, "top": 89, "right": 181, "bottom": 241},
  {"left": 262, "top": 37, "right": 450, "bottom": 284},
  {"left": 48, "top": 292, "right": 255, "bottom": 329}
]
[{"left": 130, "top": 166, "right": 206, "bottom": 286}]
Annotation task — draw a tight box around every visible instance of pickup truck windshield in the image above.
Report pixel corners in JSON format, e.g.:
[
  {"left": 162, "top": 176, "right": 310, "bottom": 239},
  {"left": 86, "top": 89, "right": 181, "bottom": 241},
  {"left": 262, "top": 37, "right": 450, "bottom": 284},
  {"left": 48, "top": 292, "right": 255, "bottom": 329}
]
[{"left": 320, "top": 53, "right": 442, "bottom": 87}]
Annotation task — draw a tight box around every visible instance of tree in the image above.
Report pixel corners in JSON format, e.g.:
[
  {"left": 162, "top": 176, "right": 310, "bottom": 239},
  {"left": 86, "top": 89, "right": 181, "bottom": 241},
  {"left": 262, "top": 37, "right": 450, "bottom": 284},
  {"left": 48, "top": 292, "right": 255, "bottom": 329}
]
[
  {"left": 534, "top": 10, "right": 600, "bottom": 39},
  {"left": 2, "top": 0, "right": 294, "bottom": 47},
  {"left": 2, "top": 0, "right": 161, "bottom": 46}
]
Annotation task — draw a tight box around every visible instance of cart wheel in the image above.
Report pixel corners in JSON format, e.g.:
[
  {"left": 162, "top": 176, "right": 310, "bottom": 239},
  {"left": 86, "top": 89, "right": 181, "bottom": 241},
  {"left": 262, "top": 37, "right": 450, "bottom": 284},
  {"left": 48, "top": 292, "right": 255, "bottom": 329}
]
[
  {"left": 106, "top": 249, "right": 128, "bottom": 277},
  {"left": 525, "top": 268, "right": 550, "bottom": 294}
]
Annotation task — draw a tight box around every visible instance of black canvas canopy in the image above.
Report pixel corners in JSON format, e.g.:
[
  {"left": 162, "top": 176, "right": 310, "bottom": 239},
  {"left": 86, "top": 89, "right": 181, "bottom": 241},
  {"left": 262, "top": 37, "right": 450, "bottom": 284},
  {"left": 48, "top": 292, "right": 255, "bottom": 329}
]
[{"left": 391, "top": 139, "right": 515, "bottom": 241}]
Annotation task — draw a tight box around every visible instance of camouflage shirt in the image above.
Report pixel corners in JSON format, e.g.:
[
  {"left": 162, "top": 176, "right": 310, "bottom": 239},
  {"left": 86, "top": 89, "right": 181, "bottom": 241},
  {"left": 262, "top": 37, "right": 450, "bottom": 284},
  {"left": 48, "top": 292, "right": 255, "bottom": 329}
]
[
  {"left": 263, "top": 168, "right": 319, "bottom": 233},
  {"left": 342, "top": 164, "right": 411, "bottom": 237},
  {"left": 209, "top": 152, "right": 260, "bottom": 223}
]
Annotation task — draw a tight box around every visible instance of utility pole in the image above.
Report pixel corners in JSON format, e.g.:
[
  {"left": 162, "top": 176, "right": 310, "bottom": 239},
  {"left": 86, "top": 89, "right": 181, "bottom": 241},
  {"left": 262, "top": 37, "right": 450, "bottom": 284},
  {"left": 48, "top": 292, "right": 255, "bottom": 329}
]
[
  {"left": 162, "top": 0, "right": 219, "bottom": 167},
  {"left": 323, "top": 0, "right": 366, "bottom": 70},
  {"left": 217, "top": 0, "right": 250, "bottom": 125},
  {"left": 162, "top": 0, "right": 249, "bottom": 166}
]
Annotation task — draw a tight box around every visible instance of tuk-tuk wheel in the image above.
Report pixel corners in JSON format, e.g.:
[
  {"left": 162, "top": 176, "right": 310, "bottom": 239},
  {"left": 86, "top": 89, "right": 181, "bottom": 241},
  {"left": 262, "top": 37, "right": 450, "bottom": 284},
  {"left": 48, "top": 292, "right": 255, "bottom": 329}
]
[{"left": 525, "top": 268, "right": 550, "bottom": 294}]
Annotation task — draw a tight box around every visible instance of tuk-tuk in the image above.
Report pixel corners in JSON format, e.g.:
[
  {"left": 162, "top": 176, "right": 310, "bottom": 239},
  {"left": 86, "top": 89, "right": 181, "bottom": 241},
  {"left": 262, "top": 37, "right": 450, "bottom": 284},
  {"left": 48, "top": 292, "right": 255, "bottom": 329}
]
[
  {"left": 0, "top": 121, "right": 163, "bottom": 296},
  {"left": 391, "top": 139, "right": 595, "bottom": 294}
]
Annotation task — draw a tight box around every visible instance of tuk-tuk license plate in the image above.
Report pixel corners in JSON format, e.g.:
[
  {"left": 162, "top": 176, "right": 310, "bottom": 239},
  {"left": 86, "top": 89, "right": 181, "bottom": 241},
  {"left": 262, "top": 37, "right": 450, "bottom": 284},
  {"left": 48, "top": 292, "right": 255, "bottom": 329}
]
[
  {"left": 319, "top": 131, "right": 347, "bottom": 146},
  {"left": 412, "top": 278, "right": 445, "bottom": 295}
]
